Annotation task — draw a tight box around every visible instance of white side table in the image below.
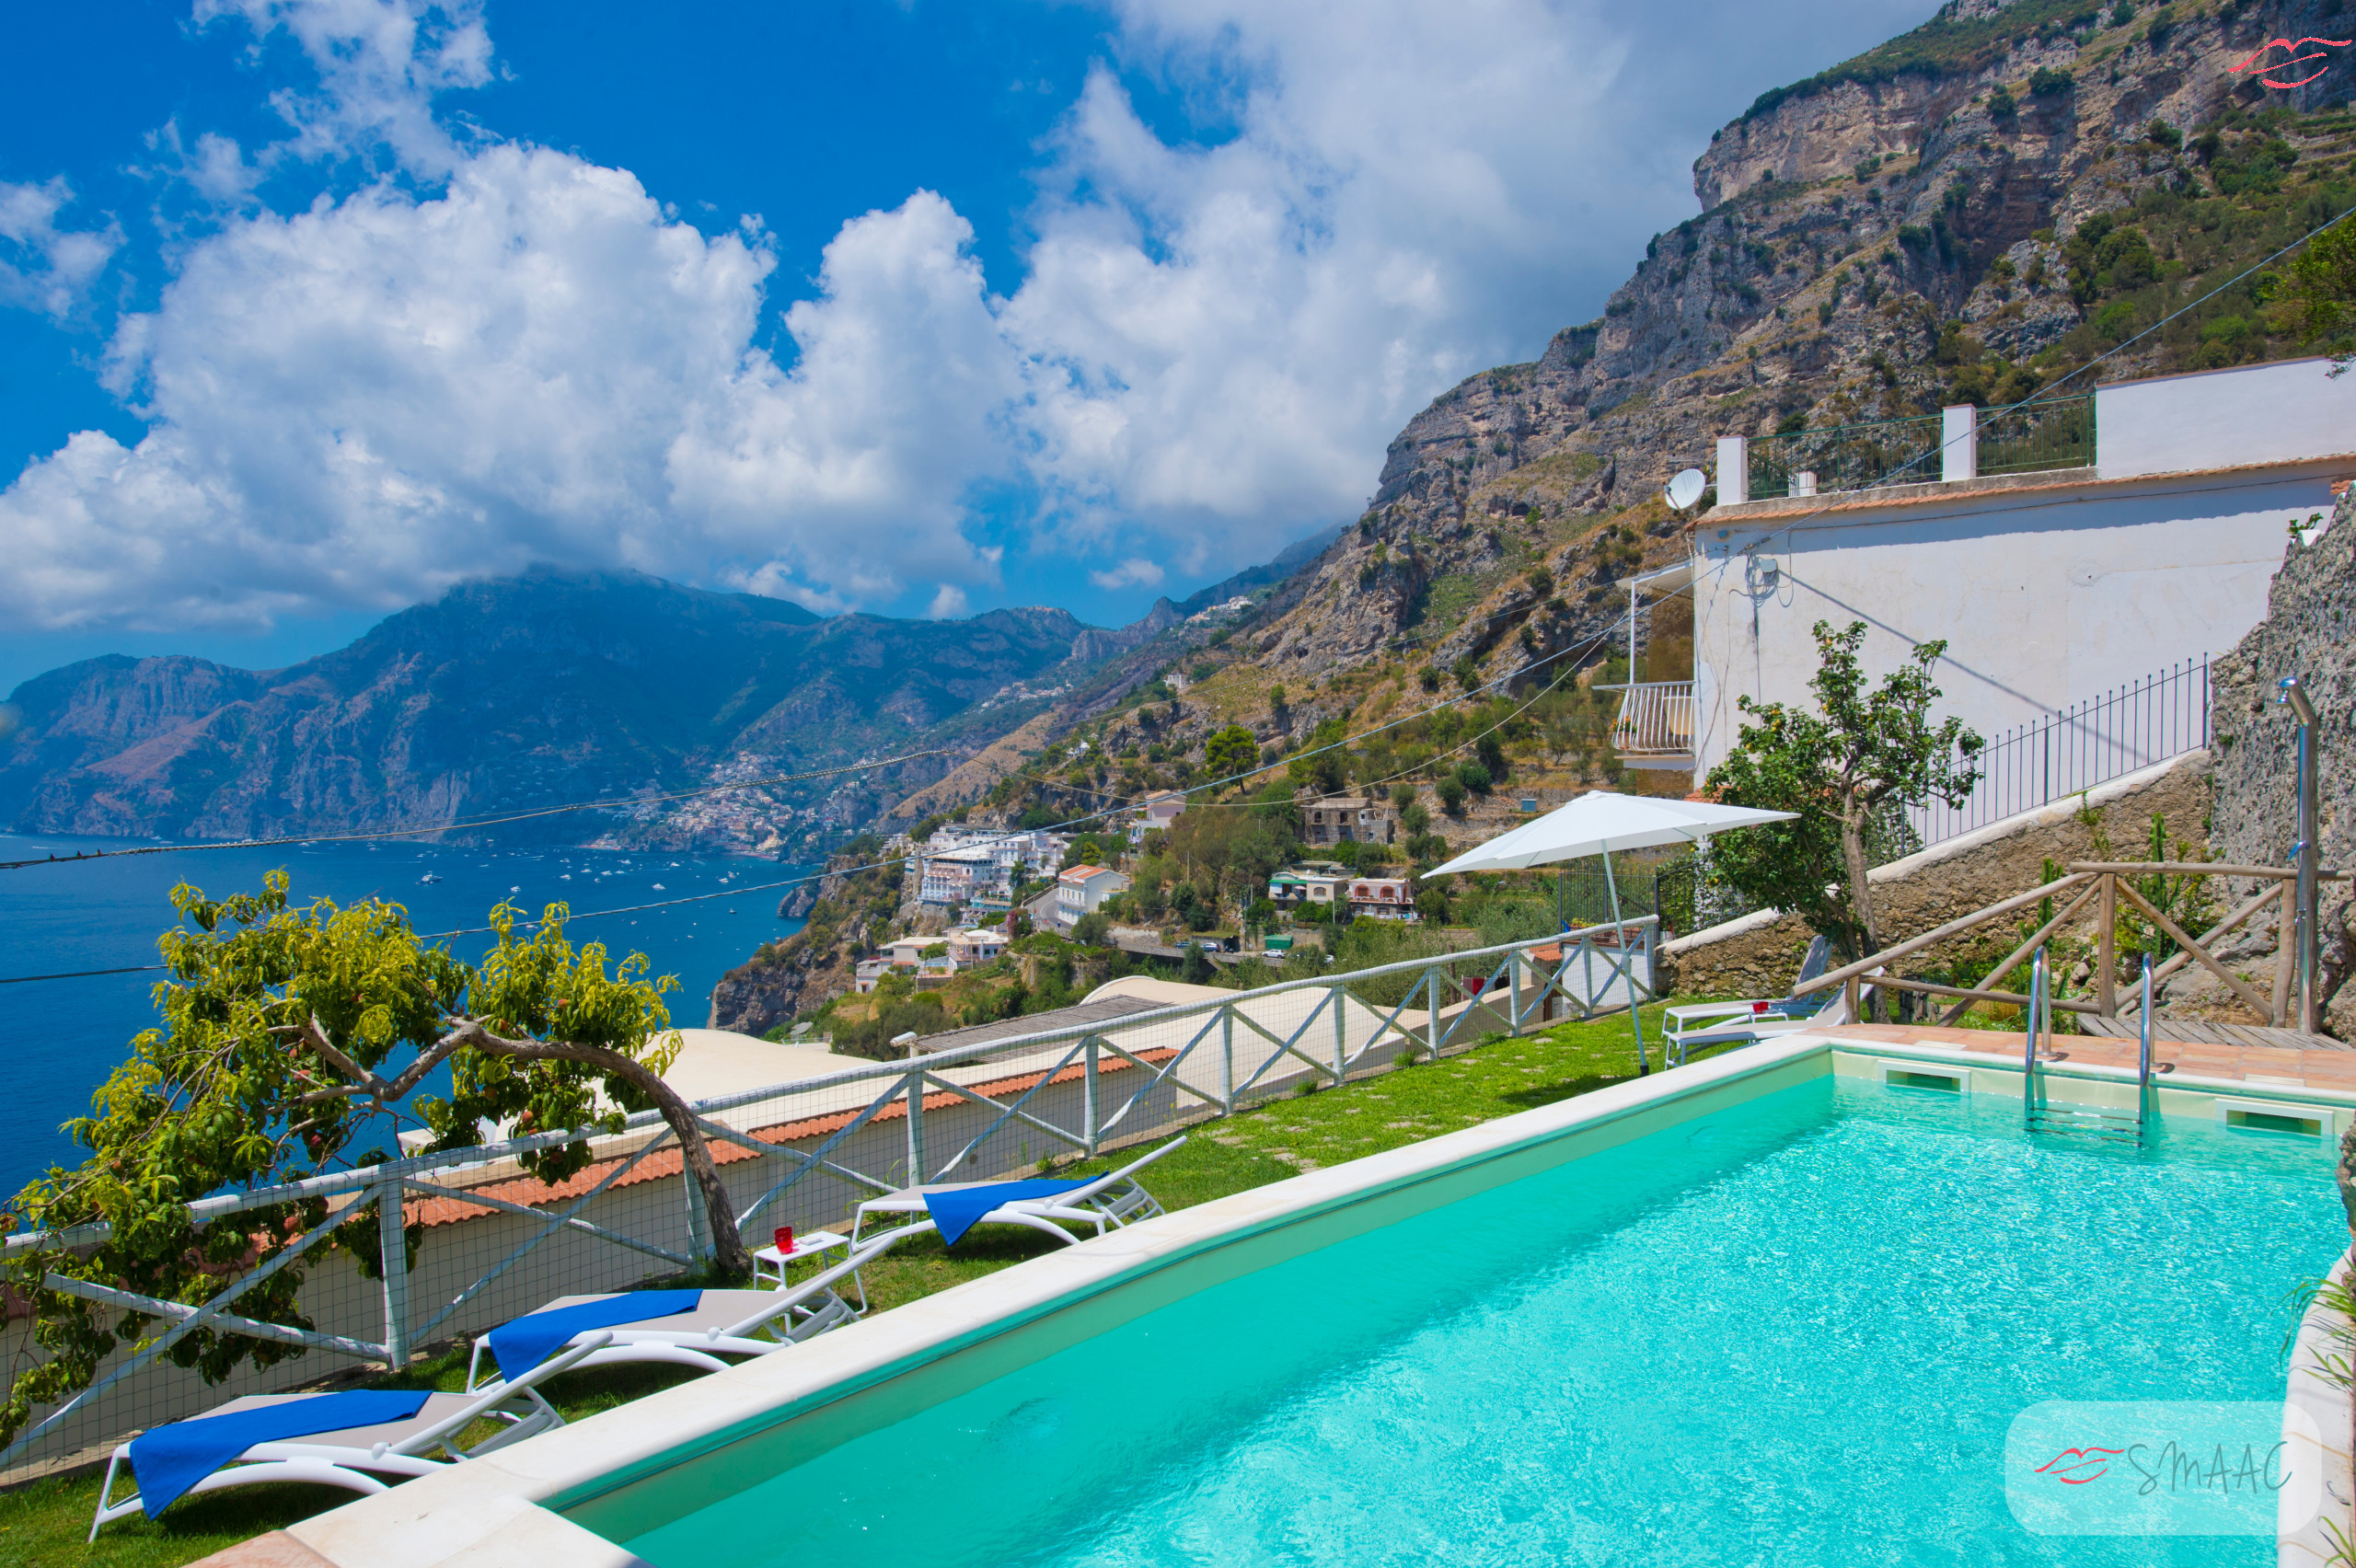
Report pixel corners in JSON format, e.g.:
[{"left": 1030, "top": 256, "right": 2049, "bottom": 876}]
[{"left": 752, "top": 1229, "right": 851, "bottom": 1290}]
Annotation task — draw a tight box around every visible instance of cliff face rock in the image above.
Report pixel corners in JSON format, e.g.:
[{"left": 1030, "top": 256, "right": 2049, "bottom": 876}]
[
  {"left": 1143, "top": 0, "right": 2356, "bottom": 719},
  {"left": 0, "top": 569, "right": 1117, "bottom": 849},
  {"left": 709, "top": 940, "right": 854, "bottom": 1036},
  {"left": 2211, "top": 487, "right": 2356, "bottom": 1033},
  {"left": 1696, "top": 76, "right": 1949, "bottom": 208}
]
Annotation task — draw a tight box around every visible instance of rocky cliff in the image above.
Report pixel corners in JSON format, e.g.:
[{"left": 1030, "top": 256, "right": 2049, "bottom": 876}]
[
  {"left": 1046, "top": 0, "right": 2356, "bottom": 767},
  {"left": 2211, "top": 484, "right": 2356, "bottom": 1032}
]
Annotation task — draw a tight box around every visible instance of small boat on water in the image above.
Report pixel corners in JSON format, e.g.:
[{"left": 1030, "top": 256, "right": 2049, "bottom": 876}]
[{"left": 418, "top": 873, "right": 443, "bottom": 884}]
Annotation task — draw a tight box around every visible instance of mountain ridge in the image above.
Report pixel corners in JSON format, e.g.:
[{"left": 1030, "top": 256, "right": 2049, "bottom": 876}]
[{"left": 889, "top": 0, "right": 2356, "bottom": 834}]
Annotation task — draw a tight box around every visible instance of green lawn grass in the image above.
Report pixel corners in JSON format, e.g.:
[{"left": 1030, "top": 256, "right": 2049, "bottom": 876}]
[{"left": 1, "top": 1007, "right": 1667, "bottom": 1566}]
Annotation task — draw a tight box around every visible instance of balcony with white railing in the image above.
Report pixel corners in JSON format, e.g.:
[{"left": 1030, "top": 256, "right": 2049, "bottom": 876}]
[{"left": 1608, "top": 681, "right": 1696, "bottom": 771}]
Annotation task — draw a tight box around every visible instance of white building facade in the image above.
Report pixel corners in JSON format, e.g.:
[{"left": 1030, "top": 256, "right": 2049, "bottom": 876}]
[
  {"left": 1671, "top": 358, "right": 2356, "bottom": 803},
  {"left": 1055, "top": 865, "right": 1130, "bottom": 929}
]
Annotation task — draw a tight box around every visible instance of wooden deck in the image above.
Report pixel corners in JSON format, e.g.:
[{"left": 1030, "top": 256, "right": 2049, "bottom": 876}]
[{"left": 2075, "top": 1014, "right": 2345, "bottom": 1051}]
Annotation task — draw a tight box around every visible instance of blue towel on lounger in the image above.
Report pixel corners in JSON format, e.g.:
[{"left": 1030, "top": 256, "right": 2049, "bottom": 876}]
[
  {"left": 485, "top": 1289, "right": 701, "bottom": 1379},
  {"left": 924, "top": 1180, "right": 1090, "bottom": 1248},
  {"left": 129, "top": 1389, "right": 432, "bottom": 1516}
]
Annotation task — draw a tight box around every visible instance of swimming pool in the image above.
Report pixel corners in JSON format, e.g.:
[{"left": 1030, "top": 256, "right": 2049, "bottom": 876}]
[{"left": 573, "top": 1073, "right": 2343, "bottom": 1567}]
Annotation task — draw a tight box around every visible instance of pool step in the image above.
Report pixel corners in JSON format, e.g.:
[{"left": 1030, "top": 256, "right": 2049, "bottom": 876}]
[{"left": 2026, "top": 1102, "right": 2142, "bottom": 1145}]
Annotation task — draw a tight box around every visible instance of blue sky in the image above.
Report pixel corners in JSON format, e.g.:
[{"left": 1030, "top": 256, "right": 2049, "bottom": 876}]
[{"left": 0, "top": 0, "right": 1936, "bottom": 694}]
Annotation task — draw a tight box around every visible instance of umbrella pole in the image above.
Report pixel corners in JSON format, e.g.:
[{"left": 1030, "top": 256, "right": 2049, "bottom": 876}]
[{"left": 1602, "top": 849, "right": 1647, "bottom": 1074}]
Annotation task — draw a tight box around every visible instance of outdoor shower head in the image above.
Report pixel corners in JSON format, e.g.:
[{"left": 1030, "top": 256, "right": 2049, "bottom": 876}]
[{"left": 2279, "top": 675, "right": 2318, "bottom": 726}]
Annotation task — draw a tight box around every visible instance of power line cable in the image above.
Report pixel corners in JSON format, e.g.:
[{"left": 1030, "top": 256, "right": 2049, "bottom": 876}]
[
  {"left": 1731, "top": 196, "right": 2356, "bottom": 560},
  {"left": 0, "top": 615, "right": 1640, "bottom": 986},
  {"left": 0, "top": 748, "right": 962, "bottom": 872}
]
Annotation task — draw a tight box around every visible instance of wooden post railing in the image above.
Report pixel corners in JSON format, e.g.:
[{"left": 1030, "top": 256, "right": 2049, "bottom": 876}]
[{"left": 1792, "top": 862, "right": 2350, "bottom": 1032}]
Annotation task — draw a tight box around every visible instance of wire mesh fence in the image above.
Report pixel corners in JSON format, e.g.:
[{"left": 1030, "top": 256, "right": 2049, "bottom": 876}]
[
  {"left": 1977, "top": 394, "right": 2096, "bottom": 477},
  {"left": 1908, "top": 655, "right": 2212, "bottom": 847},
  {"left": 0, "top": 921, "right": 1657, "bottom": 1482},
  {"left": 1746, "top": 412, "right": 1941, "bottom": 500},
  {"left": 1744, "top": 394, "right": 2095, "bottom": 500}
]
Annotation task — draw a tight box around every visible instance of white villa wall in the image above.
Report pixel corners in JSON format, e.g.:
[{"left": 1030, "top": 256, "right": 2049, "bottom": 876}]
[
  {"left": 1690, "top": 358, "right": 2356, "bottom": 778},
  {"left": 2096, "top": 356, "right": 2356, "bottom": 479}
]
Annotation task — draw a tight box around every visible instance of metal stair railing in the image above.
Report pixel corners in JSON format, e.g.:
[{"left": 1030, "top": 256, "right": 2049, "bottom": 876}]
[{"left": 2022, "top": 948, "right": 2149, "bottom": 1146}]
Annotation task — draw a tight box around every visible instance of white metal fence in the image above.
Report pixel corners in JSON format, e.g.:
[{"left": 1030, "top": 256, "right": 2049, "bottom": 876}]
[{"left": 0, "top": 920, "right": 1656, "bottom": 1480}]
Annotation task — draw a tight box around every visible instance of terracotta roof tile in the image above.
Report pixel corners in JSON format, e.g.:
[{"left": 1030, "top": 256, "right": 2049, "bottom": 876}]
[{"left": 404, "top": 1048, "right": 1175, "bottom": 1228}]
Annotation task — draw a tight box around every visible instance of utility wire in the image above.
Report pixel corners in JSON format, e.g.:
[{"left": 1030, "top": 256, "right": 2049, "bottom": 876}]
[
  {"left": 0, "top": 615, "right": 1639, "bottom": 986},
  {"left": 1732, "top": 197, "right": 2356, "bottom": 560},
  {"left": 0, "top": 748, "right": 962, "bottom": 872}
]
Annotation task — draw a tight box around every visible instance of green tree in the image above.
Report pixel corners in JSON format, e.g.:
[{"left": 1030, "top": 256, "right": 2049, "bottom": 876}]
[
  {"left": 1703, "top": 620, "right": 1982, "bottom": 983},
  {"left": 2, "top": 876, "right": 745, "bottom": 1447},
  {"left": 1204, "top": 724, "right": 1260, "bottom": 783},
  {"left": 2273, "top": 216, "right": 2356, "bottom": 367},
  {"left": 1437, "top": 776, "right": 1470, "bottom": 815}
]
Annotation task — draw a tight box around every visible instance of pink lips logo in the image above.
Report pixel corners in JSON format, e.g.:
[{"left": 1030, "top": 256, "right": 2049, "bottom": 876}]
[
  {"left": 2035, "top": 1446, "right": 2127, "bottom": 1485},
  {"left": 2228, "top": 36, "right": 2353, "bottom": 89}
]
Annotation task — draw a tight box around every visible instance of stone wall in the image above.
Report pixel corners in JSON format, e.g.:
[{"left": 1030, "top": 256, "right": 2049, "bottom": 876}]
[
  {"left": 2212, "top": 484, "right": 2356, "bottom": 1033},
  {"left": 1663, "top": 749, "right": 2216, "bottom": 999}
]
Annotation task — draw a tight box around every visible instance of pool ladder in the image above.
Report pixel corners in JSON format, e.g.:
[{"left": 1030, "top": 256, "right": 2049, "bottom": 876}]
[{"left": 2021, "top": 949, "right": 2152, "bottom": 1146}]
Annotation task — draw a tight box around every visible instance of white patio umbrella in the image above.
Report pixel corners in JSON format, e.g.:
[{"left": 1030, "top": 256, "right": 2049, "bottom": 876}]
[{"left": 1422, "top": 791, "right": 1797, "bottom": 1071}]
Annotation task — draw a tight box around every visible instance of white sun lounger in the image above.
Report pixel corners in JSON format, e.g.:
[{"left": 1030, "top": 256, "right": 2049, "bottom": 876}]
[
  {"left": 462, "top": 1224, "right": 932, "bottom": 1391},
  {"left": 850, "top": 1136, "right": 1184, "bottom": 1250},
  {"left": 89, "top": 1331, "right": 614, "bottom": 1539},
  {"left": 1661, "top": 938, "right": 1877, "bottom": 1067},
  {"left": 1661, "top": 996, "right": 1837, "bottom": 1066}
]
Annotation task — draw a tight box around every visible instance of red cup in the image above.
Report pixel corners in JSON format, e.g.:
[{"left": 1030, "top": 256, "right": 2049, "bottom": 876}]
[{"left": 773, "top": 1226, "right": 794, "bottom": 1258}]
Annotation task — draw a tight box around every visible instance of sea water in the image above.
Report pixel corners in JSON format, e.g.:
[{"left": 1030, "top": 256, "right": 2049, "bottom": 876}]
[
  {"left": 613, "top": 1078, "right": 2344, "bottom": 1567},
  {"left": 0, "top": 832, "right": 811, "bottom": 1190}
]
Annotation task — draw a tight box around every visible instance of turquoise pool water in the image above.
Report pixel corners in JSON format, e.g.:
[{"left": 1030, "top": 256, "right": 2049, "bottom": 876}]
[{"left": 609, "top": 1078, "right": 2345, "bottom": 1566}]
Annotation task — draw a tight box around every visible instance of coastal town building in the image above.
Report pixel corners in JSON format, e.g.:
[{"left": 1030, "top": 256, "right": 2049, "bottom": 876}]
[
  {"left": 916, "top": 827, "right": 1069, "bottom": 906},
  {"left": 945, "top": 928, "right": 1008, "bottom": 967},
  {"left": 1266, "top": 870, "right": 1344, "bottom": 908},
  {"left": 1130, "top": 790, "right": 1187, "bottom": 843},
  {"left": 1300, "top": 795, "right": 1395, "bottom": 847},
  {"left": 1056, "top": 865, "right": 1130, "bottom": 929},
  {"left": 1345, "top": 876, "right": 1417, "bottom": 920}
]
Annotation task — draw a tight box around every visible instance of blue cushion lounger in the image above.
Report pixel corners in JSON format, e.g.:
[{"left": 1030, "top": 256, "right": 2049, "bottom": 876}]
[
  {"left": 484, "top": 1289, "right": 701, "bottom": 1381},
  {"left": 851, "top": 1136, "right": 1185, "bottom": 1250},
  {"left": 461, "top": 1225, "right": 940, "bottom": 1392},
  {"left": 89, "top": 1331, "right": 614, "bottom": 1539}
]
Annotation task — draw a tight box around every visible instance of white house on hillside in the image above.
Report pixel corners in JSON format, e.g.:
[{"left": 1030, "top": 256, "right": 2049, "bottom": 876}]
[
  {"left": 1056, "top": 865, "right": 1129, "bottom": 929},
  {"left": 1611, "top": 356, "right": 2356, "bottom": 839}
]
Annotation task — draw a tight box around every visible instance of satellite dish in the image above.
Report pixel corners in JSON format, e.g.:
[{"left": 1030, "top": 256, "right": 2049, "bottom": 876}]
[{"left": 1664, "top": 468, "right": 1707, "bottom": 513}]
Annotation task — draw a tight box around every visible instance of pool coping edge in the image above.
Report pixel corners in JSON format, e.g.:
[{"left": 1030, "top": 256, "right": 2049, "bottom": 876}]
[{"left": 281, "top": 1034, "right": 1836, "bottom": 1565}]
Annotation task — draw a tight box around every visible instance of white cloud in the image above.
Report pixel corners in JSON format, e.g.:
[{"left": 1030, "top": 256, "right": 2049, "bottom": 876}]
[
  {"left": 194, "top": 0, "right": 493, "bottom": 176},
  {"left": 1088, "top": 558, "right": 1165, "bottom": 590},
  {"left": 926, "top": 584, "right": 971, "bottom": 619},
  {"left": 1, "top": 0, "right": 1939, "bottom": 633},
  {"left": 0, "top": 179, "right": 123, "bottom": 321},
  {"left": 0, "top": 152, "right": 999, "bottom": 630}
]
